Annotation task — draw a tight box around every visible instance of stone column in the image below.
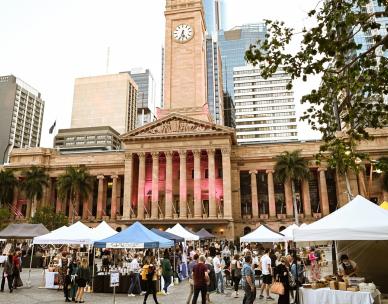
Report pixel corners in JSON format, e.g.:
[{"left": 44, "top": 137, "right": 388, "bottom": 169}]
[
  {"left": 266, "top": 169, "right": 276, "bottom": 218},
  {"left": 193, "top": 150, "right": 202, "bottom": 218},
  {"left": 102, "top": 179, "right": 108, "bottom": 216},
  {"left": 222, "top": 148, "right": 232, "bottom": 219},
  {"left": 137, "top": 152, "right": 146, "bottom": 220},
  {"left": 96, "top": 175, "right": 105, "bottom": 220},
  {"left": 284, "top": 179, "right": 294, "bottom": 217},
  {"left": 123, "top": 153, "right": 133, "bottom": 219},
  {"left": 357, "top": 170, "right": 367, "bottom": 197},
  {"left": 249, "top": 170, "right": 259, "bottom": 218},
  {"left": 110, "top": 175, "right": 118, "bottom": 219},
  {"left": 151, "top": 152, "right": 159, "bottom": 219},
  {"left": 165, "top": 151, "right": 173, "bottom": 219},
  {"left": 207, "top": 149, "right": 216, "bottom": 219},
  {"left": 116, "top": 177, "right": 122, "bottom": 217},
  {"left": 179, "top": 150, "right": 187, "bottom": 219},
  {"left": 318, "top": 168, "right": 330, "bottom": 216},
  {"left": 302, "top": 179, "right": 312, "bottom": 217},
  {"left": 82, "top": 180, "right": 93, "bottom": 220}
]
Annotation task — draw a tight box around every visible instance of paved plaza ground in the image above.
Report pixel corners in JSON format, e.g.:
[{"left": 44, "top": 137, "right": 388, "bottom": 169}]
[{"left": 0, "top": 269, "right": 278, "bottom": 304}]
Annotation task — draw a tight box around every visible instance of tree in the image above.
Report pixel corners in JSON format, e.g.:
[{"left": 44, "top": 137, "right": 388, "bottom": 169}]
[
  {"left": 245, "top": 0, "right": 388, "bottom": 143},
  {"left": 0, "top": 208, "right": 11, "bottom": 230},
  {"left": 274, "top": 150, "right": 310, "bottom": 225},
  {"left": 56, "top": 166, "right": 93, "bottom": 223},
  {"left": 0, "top": 169, "right": 18, "bottom": 207},
  {"left": 30, "top": 206, "right": 68, "bottom": 231},
  {"left": 20, "top": 166, "right": 48, "bottom": 218},
  {"left": 376, "top": 156, "right": 388, "bottom": 192}
]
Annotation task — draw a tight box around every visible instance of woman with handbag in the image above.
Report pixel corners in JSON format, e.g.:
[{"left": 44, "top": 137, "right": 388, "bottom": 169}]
[
  {"left": 75, "top": 258, "right": 90, "bottom": 303},
  {"left": 230, "top": 254, "right": 242, "bottom": 298},
  {"left": 275, "top": 257, "right": 290, "bottom": 304}
]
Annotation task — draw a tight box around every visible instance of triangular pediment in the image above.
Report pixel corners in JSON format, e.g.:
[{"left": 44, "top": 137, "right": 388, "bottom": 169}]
[{"left": 121, "top": 113, "right": 235, "bottom": 141}]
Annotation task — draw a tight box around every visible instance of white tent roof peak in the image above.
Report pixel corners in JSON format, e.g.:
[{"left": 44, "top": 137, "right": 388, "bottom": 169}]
[
  {"left": 294, "top": 195, "right": 388, "bottom": 241},
  {"left": 281, "top": 223, "right": 300, "bottom": 241},
  {"left": 240, "top": 224, "right": 285, "bottom": 243},
  {"left": 93, "top": 221, "right": 117, "bottom": 239},
  {"left": 166, "top": 223, "right": 199, "bottom": 241}
]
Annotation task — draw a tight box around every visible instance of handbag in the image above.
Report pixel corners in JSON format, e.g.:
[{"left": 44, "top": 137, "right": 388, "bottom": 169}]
[
  {"left": 288, "top": 272, "right": 296, "bottom": 288},
  {"left": 270, "top": 281, "right": 285, "bottom": 295}
]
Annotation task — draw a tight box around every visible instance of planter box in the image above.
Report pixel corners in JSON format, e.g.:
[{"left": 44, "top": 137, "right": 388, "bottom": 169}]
[
  {"left": 260, "top": 214, "right": 269, "bottom": 219},
  {"left": 277, "top": 214, "right": 286, "bottom": 219},
  {"left": 313, "top": 213, "right": 322, "bottom": 219},
  {"left": 87, "top": 215, "right": 95, "bottom": 221},
  {"left": 116, "top": 215, "right": 122, "bottom": 220},
  {"left": 298, "top": 214, "right": 305, "bottom": 219},
  {"left": 102, "top": 216, "right": 110, "bottom": 221},
  {"left": 173, "top": 213, "right": 179, "bottom": 219},
  {"left": 243, "top": 214, "right": 252, "bottom": 219},
  {"left": 145, "top": 214, "right": 150, "bottom": 219},
  {"left": 187, "top": 213, "right": 193, "bottom": 218},
  {"left": 203, "top": 213, "right": 208, "bottom": 218},
  {"left": 217, "top": 213, "right": 223, "bottom": 219}
]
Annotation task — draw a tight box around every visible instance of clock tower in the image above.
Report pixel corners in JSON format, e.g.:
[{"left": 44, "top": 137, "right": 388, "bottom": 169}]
[{"left": 162, "top": 0, "right": 211, "bottom": 122}]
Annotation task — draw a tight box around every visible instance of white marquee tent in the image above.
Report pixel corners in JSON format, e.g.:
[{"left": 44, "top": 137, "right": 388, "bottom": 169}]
[
  {"left": 281, "top": 223, "right": 300, "bottom": 241},
  {"left": 294, "top": 195, "right": 388, "bottom": 241},
  {"left": 33, "top": 225, "right": 69, "bottom": 245},
  {"left": 92, "top": 221, "right": 117, "bottom": 240},
  {"left": 166, "top": 223, "right": 199, "bottom": 241},
  {"left": 240, "top": 224, "right": 285, "bottom": 243}
]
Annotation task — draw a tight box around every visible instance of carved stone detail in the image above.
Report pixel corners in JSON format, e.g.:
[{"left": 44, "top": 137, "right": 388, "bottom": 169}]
[{"left": 140, "top": 120, "right": 209, "bottom": 135}]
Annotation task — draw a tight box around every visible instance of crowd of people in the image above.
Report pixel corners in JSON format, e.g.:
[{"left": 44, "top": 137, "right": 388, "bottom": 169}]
[{"left": 0, "top": 248, "right": 23, "bottom": 293}]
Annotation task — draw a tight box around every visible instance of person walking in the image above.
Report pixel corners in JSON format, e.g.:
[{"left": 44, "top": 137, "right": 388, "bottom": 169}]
[
  {"left": 192, "top": 255, "right": 209, "bottom": 304},
  {"left": 68, "top": 258, "right": 79, "bottom": 302},
  {"left": 12, "top": 250, "right": 22, "bottom": 289},
  {"left": 230, "top": 254, "right": 242, "bottom": 298},
  {"left": 75, "top": 258, "right": 90, "bottom": 303},
  {"left": 1, "top": 254, "right": 14, "bottom": 293},
  {"left": 213, "top": 252, "right": 224, "bottom": 294},
  {"left": 259, "top": 248, "right": 274, "bottom": 301},
  {"left": 308, "top": 248, "right": 320, "bottom": 281},
  {"left": 142, "top": 256, "right": 160, "bottom": 304},
  {"left": 161, "top": 252, "right": 173, "bottom": 295},
  {"left": 241, "top": 255, "right": 255, "bottom": 304},
  {"left": 276, "top": 257, "right": 290, "bottom": 304},
  {"left": 128, "top": 253, "right": 142, "bottom": 296},
  {"left": 187, "top": 254, "right": 199, "bottom": 304}
]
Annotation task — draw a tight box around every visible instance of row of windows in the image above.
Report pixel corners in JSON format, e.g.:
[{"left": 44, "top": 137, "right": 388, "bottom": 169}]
[
  {"left": 236, "top": 118, "right": 297, "bottom": 125},
  {"left": 235, "top": 92, "right": 293, "bottom": 100},
  {"left": 237, "top": 111, "right": 296, "bottom": 118},
  {"left": 235, "top": 86, "right": 289, "bottom": 94},
  {"left": 236, "top": 105, "right": 294, "bottom": 113},
  {"left": 238, "top": 132, "right": 298, "bottom": 139},
  {"left": 237, "top": 125, "right": 297, "bottom": 132},
  {"left": 234, "top": 69, "right": 283, "bottom": 75},
  {"left": 234, "top": 73, "right": 288, "bottom": 82},
  {"left": 234, "top": 79, "right": 290, "bottom": 87},
  {"left": 236, "top": 98, "right": 294, "bottom": 106}
]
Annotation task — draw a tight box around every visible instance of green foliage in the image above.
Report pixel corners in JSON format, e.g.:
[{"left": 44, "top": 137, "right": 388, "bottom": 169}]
[
  {"left": 245, "top": 0, "right": 388, "bottom": 143},
  {"left": 0, "top": 208, "right": 11, "bottom": 230},
  {"left": 56, "top": 166, "right": 93, "bottom": 219},
  {"left": 274, "top": 150, "right": 310, "bottom": 183},
  {"left": 30, "top": 206, "right": 68, "bottom": 231},
  {"left": 0, "top": 169, "right": 18, "bottom": 207},
  {"left": 20, "top": 166, "right": 49, "bottom": 202},
  {"left": 376, "top": 157, "right": 388, "bottom": 192}
]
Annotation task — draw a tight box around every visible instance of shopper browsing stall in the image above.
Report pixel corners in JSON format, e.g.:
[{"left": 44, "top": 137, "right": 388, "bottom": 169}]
[{"left": 338, "top": 254, "right": 358, "bottom": 277}]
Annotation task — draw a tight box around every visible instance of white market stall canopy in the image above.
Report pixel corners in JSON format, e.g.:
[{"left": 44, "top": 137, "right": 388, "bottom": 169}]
[
  {"left": 294, "top": 195, "right": 388, "bottom": 241},
  {"left": 281, "top": 223, "right": 300, "bottom": 241},
  {"left": 166, "top": 223, "right": 199, "bottom": 241},
  {"left": 92, "top": 221, "right": 117, "bottom": 240},
  {"left": 33, "top": 221, "right": 98, "bottom": 245},
  {"left": 240, "top": 224, "right": 285, "bottom": 243}
]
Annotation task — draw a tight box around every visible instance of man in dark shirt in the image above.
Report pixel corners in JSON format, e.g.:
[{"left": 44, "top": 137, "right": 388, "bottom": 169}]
[
  {"left": 192, "top": 255, "right": 209, "bottom": 304},
  {"left": 186, "top": 254, "right": 199, "bottom": 304},
  {"left": 209, "top": 243, "right": 216, "bottom": 258}
]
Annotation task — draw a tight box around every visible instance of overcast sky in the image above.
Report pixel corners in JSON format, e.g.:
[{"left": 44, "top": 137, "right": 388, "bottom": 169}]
[{"left": 0, "top": 0, "right": 321, "bottom": 147}]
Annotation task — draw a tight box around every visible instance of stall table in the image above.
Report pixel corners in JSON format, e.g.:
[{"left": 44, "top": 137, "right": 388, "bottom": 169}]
[
  {"left": 93, "top": 274, "right": 161, "bottom": 294},
  {"left": 45, "top": 270, "right": 59, "bottom": 289},
  {"left": 299, "top": 287, "right": 381, "bottom": 304}
]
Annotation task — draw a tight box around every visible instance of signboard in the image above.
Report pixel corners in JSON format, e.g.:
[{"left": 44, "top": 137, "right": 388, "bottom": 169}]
[
  {"left": 110, "top": 271, "right": 120, "bottom": 287},
  {"left": 106, "top": 242, "right": 145, "bottom": 249}
]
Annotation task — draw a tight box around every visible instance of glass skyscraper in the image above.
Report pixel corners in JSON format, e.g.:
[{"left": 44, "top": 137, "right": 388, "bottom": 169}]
[
  {"left": 202, "top": 0, "right": 226, "bottom": 35},
  {"left": 218, "top": 23, "right": 267, "bottom": 99}
]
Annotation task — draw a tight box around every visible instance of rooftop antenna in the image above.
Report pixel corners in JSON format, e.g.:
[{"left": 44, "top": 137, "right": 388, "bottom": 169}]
[{"left": 106, "top": 47, "right": 110, "bottom": 74}]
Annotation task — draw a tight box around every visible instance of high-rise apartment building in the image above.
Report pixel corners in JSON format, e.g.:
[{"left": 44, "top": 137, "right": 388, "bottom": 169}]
[
  {"left": 0, "top": 75, "right": 44, "bottom": 163},
  {"left": 71, "top": 73, "right": 137, "bottom": 134},
  {"left": 233, "top": 66, "right": 298, "bottom": 144},
  {"left": 218, "top": 23, "right": 267, "bottom": 99},
  {"left": 121, "top": 69, "right": 156, "bottom": 127}
]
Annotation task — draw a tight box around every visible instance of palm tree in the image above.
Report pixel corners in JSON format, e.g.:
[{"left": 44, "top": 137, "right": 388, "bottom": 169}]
[
  {"left": 0, "top": 169, "right": 18, "bottom": 207},
  {"left": 56, "top": 166, "right": 93, "bottom": 223},
  {"left": 20, "top": 166, "right": 49, "bottom": 218},
  {"left": 274, "top": 150, "right": 310, "bottom": 225}
]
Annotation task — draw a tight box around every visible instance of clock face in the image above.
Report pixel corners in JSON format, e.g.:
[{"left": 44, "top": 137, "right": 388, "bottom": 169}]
[{"left": 173, "top": 24, "right": 194, "bottom": 43}]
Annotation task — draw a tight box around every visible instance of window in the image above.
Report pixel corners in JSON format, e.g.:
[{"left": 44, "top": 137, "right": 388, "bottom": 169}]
[{"left": 205, "top": 169, "right": 209, "bottom": 179}]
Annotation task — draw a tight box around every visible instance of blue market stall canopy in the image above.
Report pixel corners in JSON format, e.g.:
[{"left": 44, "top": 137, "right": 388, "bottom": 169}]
[
  {"left": 196, "top": 228, "right": 215, "bottom": 240},
  {"left": 151, "top": 228, "right": 184, "bottom": 243},
  {"left": 94, "top": 221, "right": 174, "bottom": 249}
]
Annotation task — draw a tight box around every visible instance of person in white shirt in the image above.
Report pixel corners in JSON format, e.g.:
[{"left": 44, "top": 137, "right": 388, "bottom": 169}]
[
  {"left": 213, "top": 252, "right": 224, "bottom": 293},
  {"left": 259, "top": 249, "right": 274, "bottom": 301},
  {"left": 128, "top": 254, "right": 141, "bottom": 296}
]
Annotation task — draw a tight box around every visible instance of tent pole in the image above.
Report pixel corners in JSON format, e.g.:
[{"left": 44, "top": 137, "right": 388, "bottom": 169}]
[
  {"left": 332, "top": 241, "right": 338, "bottom": 275},
  {"left": 91, "top": 247, "right": 96, "bottom": 292},
  {"left": 27, "top": 243, "right": 35, "bottom": 287}
]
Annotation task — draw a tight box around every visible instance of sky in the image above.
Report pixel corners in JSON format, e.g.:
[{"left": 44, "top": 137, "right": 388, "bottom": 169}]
[{"left": 0, "top": 0, "right": 321, "bottom": 147}]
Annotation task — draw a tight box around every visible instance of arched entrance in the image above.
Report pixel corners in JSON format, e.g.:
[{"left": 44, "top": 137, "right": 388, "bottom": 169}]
[{"left": 243, "top": 226, "right": 252, "bottom": 235}]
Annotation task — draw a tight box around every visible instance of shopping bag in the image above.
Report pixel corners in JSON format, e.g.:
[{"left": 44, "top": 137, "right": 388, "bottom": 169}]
[{"left": 270, "top": 281, "right": 284, "bottom": 295}]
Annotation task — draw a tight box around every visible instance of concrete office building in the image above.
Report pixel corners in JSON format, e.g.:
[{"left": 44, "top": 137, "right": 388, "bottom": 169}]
[
  {"left": 218, "top": 23, "right": 267, "bottom": 99},
  {"left": 121, "top": 69, "right": 156, "bottom": 128},
  {"left": 233, "top": 66, "right": 298, "bottom": 144},
  {"left": 71, "top": 73, "right": 138, "bottom": 134},
  {"left": 0, "top": 75, "right": 44, "bottom": 164}
]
